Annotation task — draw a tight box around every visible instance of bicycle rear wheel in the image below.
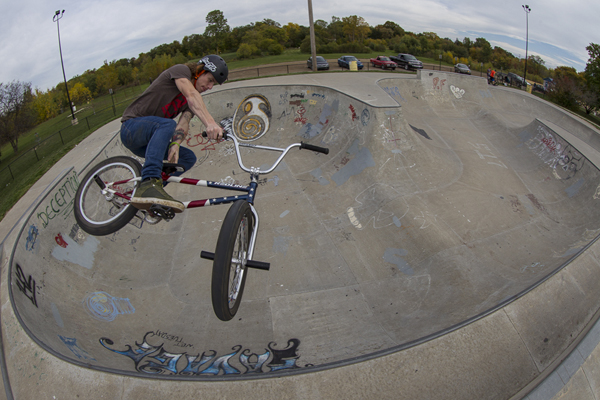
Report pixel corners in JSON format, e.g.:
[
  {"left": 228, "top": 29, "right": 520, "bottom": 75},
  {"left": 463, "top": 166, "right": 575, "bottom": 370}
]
[
  {"left": 74, "top": 156, "right": 142, "bottom": 236},
  {"left": 211, "top": 200, "right": 254, "bottom": 321}
]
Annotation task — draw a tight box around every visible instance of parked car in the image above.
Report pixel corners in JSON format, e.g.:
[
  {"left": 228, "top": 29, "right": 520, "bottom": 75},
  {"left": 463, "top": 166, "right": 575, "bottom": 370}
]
[
  {"left": 390, "top": 53, "right": 423, "bottom": 70},
  {"left": 454, "top": 63, "right": 471, "bottom": 74},
  {"left": 338, "top": 55, "right": 364, "bottom": 70},
  {"left": 369, "top": 56, "right": 397, "bottom": 70},
  {"left": 307, "top": 56, "right": 330, "bottom": 70},
  {"left": 507, "top": 72, "right": 529, "bottom": 87},
  {"left": 533, "top": 83, "right": 546, "bottom": 93}
]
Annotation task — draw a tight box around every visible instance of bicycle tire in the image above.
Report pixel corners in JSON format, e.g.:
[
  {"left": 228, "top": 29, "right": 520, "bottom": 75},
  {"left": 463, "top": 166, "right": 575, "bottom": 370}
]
[
  {"left": 74, "top": 156, "right": 142, "bottom": 236},
  {"left": 211, "top": 200, "right": 254, "bottom": 321}
]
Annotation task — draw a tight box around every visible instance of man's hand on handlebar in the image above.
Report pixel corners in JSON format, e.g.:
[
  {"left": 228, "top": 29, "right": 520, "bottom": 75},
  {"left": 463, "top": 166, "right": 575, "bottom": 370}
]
[{"left": 205, "top": 122, "right": 223, "bottom": 141}]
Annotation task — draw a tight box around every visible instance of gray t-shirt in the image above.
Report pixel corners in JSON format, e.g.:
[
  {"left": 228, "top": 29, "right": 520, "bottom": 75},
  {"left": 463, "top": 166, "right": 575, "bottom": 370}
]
[{"left": 121, "top": 64, "right": 192, "bottom": 122}]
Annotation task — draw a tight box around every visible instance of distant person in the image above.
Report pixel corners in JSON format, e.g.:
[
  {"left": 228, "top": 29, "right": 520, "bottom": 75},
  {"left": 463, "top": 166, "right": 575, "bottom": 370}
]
[
  {"left": 120, "top": 55, "right": 228, "bottom": 213},
  {"left": 489, "top": 69, "right": 496, "bottom": 85}
]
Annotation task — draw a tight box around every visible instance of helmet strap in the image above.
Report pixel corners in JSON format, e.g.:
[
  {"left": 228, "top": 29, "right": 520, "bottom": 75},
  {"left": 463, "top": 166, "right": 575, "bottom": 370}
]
[{"left": 193, "top": 69, "right": 206, "bottom": 88}]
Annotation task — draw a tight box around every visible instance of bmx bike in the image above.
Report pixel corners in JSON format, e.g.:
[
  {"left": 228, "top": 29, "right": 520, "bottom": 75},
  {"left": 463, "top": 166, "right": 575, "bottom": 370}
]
[{"left": 73, "top": 125, "right": 329, "bottom": 321}]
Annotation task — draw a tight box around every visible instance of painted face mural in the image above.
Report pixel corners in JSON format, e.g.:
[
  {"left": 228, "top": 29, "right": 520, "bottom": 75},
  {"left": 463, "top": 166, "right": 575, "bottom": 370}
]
[{"left": 233, "top": 95, "right": 272, "bottom": 141}]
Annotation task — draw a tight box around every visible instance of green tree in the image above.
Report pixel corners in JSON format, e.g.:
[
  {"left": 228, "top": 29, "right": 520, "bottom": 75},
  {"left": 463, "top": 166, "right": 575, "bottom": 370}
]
[
  {"left": 283, "top": 22, "right": 308, "bottom": 48},
  {"left": 31, "top": 88, "right": 60, "bottom": 123},
  {"left": 117, "top": 65, "right": 134, "bottom": 86},
  {"left": 204, "top": 10, "right": 230, "bottom": 53},
  {"left": 548, "top": 66, "right": 582, "bottom": 109},
  {"left": 392, "top": 34, "right": 421, "bottom": 55},
  {"left": 327, "top": 17, "right": 344, "bottom": 42},
  {"left": 236, "top": 43, "right": 259, "bottom": 59},
  {"left": 182, "top": 34, "right": 210, "bottom": 57},
  {"left": 78, "top": 70, "right": 98, "bottom": 97},
  {"left": 341, "top": 15, "right": 370, "bottom": 43},
  {"left": 585, "top": 43, "right": 600, "bottom": 85},
  {"left": 583, "top": 43, "right": 600, "bottom": 113},
  {"left": 382, "top": 21, "right": 404, "bottom": 37},
  {"left": 140, "top": 53, "right": 186, "bottom": 82},
  {"left": 491, "top": 47, "right": 514, "bottom": 71},
  {"left": 0, "top": 81, "right": 36, "bottom": 153},
  {"left": 70, "top": 82, "right": 92, "bottom": 105},
  {"left": 96, "top": 61, "right": 119, "bottom": 95},
  {"left": 371, "top": 24, "right": 393, "bottom": 40},
  {"left": 580, "top": 86, "right": 599, "bottom": 115},
  {"left": 472, "top": 37, "right": 492, "bottom": 62}
]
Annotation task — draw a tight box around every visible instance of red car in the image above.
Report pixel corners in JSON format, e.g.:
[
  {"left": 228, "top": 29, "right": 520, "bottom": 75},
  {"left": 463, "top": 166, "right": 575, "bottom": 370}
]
[{"left": 370, "top": 56, "right": 398, "bottom": 70}]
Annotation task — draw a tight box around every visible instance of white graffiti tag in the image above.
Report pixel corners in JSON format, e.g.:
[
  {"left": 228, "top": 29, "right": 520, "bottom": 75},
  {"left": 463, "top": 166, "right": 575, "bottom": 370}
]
[{"left": 450, "top": 85, "right": 465, "bottom": 99}]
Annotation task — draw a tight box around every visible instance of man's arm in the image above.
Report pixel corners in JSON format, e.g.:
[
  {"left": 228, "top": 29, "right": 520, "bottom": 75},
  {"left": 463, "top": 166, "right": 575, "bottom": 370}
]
[
  {"left": 167, "top": 110, "right": 193, "bottom": 164},
  {"left": 175, "top": 77, "right": 222, "bottom": 140},
  {"left": 173, "top": 110, "right": 193, "bottom": 143}
]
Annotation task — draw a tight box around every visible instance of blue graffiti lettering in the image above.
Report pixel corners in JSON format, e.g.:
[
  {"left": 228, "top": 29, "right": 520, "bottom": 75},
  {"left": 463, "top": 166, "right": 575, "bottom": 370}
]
[{"left": 100, "top": 332, "right": 304, "bottom": 376}]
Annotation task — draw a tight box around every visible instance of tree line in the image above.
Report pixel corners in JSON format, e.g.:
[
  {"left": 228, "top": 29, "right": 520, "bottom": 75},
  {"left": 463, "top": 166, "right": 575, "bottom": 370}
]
[{"left": 2, "top": 10, "right": 599, "bottom": 157}]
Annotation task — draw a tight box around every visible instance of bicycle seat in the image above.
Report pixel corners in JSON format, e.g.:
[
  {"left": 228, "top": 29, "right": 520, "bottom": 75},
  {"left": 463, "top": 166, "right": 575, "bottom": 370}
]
[{"left": 162, "top": 163, "right": 185, "bottom": 175}]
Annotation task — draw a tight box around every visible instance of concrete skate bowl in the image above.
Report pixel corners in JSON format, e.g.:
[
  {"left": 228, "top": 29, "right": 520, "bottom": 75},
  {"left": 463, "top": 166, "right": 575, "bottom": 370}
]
[{"left": 8, "top": 73, "right": 600, "bottom": 382}]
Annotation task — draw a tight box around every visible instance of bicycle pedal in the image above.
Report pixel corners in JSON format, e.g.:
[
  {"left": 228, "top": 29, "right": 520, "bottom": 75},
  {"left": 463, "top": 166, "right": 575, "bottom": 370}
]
[
  {"left": 143, "top": 210, "right": 163, "bottom": 225},
  {"left": 149, "top": 204, "right": 176, "bottom": 220}
]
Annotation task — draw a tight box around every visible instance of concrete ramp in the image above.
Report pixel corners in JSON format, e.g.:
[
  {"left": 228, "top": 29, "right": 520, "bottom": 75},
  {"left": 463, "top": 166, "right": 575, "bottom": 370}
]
[{"left": 7, "top": 72, "right": 600, "bottom": 386}]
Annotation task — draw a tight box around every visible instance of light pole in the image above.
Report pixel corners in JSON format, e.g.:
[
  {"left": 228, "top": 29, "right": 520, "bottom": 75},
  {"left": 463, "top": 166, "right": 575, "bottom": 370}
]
[
  {"left": 522, "top": 5, "right": 531, "bottom": 88},
  {"left": 53, "top": 10, "right": 77, "bottom": 124},
  {"left": 307, "top": 0, "right": 317, "bottom": 72}
]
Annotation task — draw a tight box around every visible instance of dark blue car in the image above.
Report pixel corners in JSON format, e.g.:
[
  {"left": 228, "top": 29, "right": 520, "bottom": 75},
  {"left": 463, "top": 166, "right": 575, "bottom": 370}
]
[{"left": 337, "top": 55, "right": 364, "bottom": 70}]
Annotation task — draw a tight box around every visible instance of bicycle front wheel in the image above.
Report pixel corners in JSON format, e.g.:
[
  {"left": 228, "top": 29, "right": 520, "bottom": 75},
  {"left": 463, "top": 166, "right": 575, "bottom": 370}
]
[
  {"left": 211, "top": 200, "right": 254, "bottom": 321},
  {"left": 74, "top": 156, "right": 142, "bottom": 236}
]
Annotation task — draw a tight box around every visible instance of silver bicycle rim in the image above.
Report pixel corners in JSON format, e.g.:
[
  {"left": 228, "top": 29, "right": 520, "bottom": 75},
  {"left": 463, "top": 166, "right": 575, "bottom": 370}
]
[{"left": 78, "top": 162, "right": 137, "bottom": 226}]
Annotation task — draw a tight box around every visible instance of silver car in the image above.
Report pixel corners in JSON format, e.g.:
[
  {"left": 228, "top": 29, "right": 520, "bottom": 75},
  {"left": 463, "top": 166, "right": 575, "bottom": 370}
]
[
  {"left": 454, "top": 63, "right": 471, "bottom": 74},
  {"left": 307, "top": 56, "right": 330, "bottom": 70}
]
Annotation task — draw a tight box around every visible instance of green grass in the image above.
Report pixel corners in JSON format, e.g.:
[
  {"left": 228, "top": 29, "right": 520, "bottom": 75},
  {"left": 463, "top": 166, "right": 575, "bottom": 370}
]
[
  {"left": 0, "top": 85, "right": 148, "bottom": 166},
  {"left": 0, "top": 85, "right": 148, "bottom": 222}
]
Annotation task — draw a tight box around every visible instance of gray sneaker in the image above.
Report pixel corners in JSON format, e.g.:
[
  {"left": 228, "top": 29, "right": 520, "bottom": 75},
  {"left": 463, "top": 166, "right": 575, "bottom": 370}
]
[{"left": 131, "top": 178, "right": 184, "bottom": 213}]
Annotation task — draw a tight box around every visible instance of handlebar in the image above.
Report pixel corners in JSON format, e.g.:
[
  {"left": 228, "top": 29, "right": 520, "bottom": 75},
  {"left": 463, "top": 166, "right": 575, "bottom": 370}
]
[{"left": 199, "top": 120, "right": 329, "bottom": 175}]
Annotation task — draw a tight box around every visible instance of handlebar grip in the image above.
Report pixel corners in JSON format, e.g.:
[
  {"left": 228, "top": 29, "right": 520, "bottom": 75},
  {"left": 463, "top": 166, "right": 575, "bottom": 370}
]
[
  {"left": 300, "top": 142, "right": 329, "bottom": 155},
  {"left": 202, "top": 130, "right": 228, "bottom": 140}
]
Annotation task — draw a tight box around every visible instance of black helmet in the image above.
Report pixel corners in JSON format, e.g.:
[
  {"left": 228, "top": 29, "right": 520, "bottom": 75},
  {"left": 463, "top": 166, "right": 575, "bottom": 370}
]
[{"left": 199, "top": 55, "right": 228, "bottom": 85}]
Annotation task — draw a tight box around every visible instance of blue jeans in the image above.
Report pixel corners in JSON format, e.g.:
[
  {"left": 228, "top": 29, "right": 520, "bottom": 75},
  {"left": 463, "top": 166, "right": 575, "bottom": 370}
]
[{"left": 120, "top": 116, "right": 197, "bottom": 180}]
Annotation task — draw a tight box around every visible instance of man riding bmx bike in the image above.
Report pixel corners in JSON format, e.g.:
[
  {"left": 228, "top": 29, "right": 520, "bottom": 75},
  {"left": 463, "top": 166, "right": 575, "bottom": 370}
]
[{"left": 119, "top": 55, "right": 228, "bottom": 214}]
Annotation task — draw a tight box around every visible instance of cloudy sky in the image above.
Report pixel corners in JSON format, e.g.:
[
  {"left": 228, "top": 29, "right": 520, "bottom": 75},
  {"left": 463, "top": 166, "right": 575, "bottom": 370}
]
[{"left": 1, "top": 0, "right": 598, "bottom": 91}]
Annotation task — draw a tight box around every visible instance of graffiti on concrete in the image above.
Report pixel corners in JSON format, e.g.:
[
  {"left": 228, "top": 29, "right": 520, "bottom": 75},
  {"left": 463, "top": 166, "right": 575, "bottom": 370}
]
[
  {"left": 59, "top": 335, "right": 97, "bottom": 362},
  {"left": 233, "top": 94, "right": 272, "bottom": 141},
  {"left": 52, "top": 226, "right": 100, "bottom": 270},
  {"left": 100, "top": 331, "right": 305, "bottom": 376},
  {"left": 450, "top": 85, "right": 465, "bottom": 99},
  {"left": 36, "top": 170, "right": 79, "bottom": 229},
  {"left": 83, "top": 291, "right": 135, "bottom": 322},
  {"left": 25, "top": 225, "right": 39, "bottom": 252},
  {"left": 523, "top": 124, "right": 586, "bottom": 180},
  {"left": 14, "top": 264, "right": 38, "bottom": 307}
]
